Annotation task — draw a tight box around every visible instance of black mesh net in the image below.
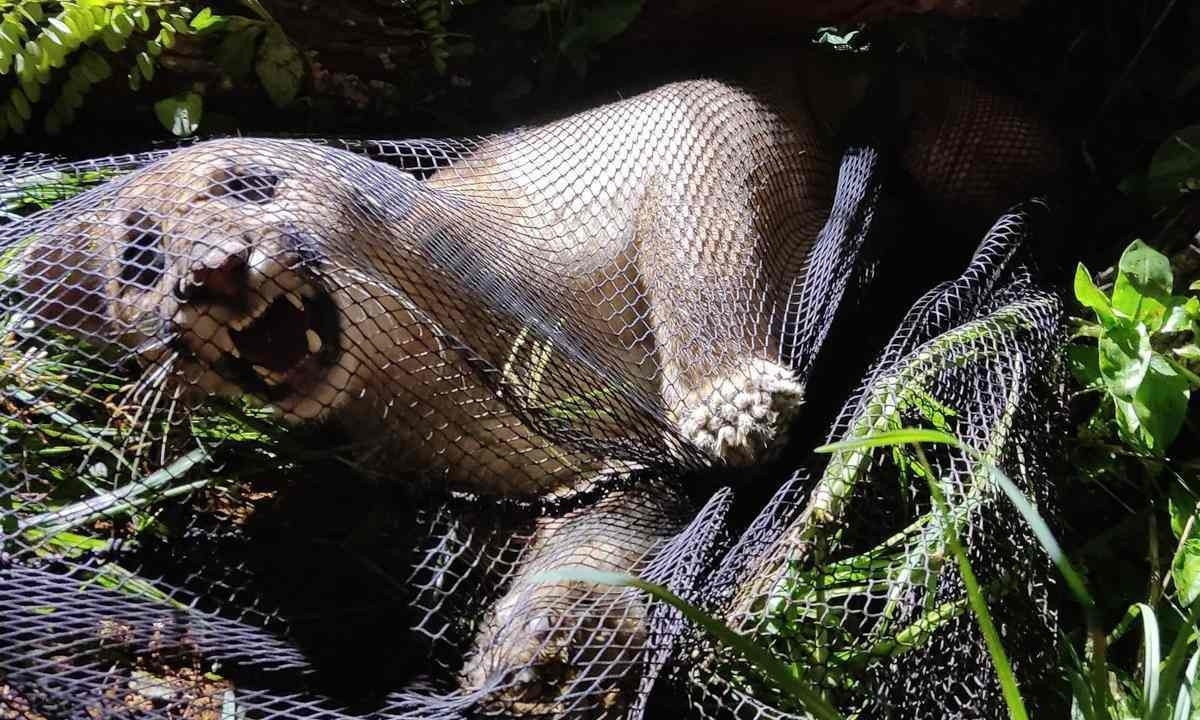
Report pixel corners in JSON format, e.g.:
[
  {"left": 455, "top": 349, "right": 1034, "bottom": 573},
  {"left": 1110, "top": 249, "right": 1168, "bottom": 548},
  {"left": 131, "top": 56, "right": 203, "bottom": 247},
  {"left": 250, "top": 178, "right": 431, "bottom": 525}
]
[
  {"left": 1, "top": 73, "right": 1066, "bottom": 719},
  {"left": 678, "top": 202, "right": 1067, "bottom": 720}
]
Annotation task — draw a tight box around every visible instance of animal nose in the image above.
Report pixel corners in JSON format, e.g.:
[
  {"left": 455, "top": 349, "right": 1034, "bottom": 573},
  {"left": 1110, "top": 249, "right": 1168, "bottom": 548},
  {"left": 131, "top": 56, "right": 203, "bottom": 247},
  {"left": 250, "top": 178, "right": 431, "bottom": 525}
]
[{"left": 176, "top": 247, "right": 249, "bottom": 306}]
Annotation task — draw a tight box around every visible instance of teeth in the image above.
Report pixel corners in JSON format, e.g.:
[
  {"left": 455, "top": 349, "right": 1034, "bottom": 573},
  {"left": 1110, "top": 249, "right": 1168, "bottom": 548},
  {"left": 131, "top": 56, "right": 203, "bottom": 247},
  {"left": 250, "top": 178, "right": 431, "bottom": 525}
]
[
  {"left": 305, "top": 329, "right": 323, "bottom": 353},
  {"left": 252, "top": 364, "right": 280, "bottom": 386},
  {"left": 230, "top": 314, "right": 253, "bottom": 331},
  {"left": 286, "top": 292, "right": 304, "bottom": 310},
  {"left": 229, "top": 346, "right": 241, "bottom": 358}
]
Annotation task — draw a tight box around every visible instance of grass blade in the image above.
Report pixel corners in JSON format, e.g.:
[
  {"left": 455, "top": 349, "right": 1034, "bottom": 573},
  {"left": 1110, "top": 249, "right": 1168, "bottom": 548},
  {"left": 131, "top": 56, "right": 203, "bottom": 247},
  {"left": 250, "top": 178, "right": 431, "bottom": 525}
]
[
  {"left": 1150, "top": 601, "right": 1200, "bottom": 720},
  {"left": 986, "top": 461, "right": 1112, "bottom": 720},
  {"left": 1171, "top": 647, "right": 1199, "bottom": 720},
  {"left": 536, "top": 566, "right": 845, "bottom": 720},
  {"left": 18, "top": 447, "right": 210, "bottom": 536},
  {"left": 1137, "top": 603, "right": 1162, "bottom": 716},
  {"left": 814, "top": 428, "right": 961, "bottom": 455},
  {"left": 913, "top": 445, "right": 1028, "bottom": 720}
]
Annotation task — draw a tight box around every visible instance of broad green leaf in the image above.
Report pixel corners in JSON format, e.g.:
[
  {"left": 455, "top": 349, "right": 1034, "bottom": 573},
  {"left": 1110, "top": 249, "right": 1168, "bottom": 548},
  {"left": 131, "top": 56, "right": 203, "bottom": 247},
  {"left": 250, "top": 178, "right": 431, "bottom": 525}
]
[
  {"left": 1113, "top": 240, "right": 1173, "bottom": 326},
  {"left": 1174, "top": 344, "right": 1200, "bottom": 362},
  {"left": 1099, "top": 321, "right": 1152, "bottom": 399},
  {"left": 110, "top": 7, "right": 134, "bottom": 37},
  {"left": 1075, "top": 264, "right": 1114, "bottom": 323},
  {"left": 14, "top": 48, "right": 34, "bottom": 85},
  {"left": 1068, "top": 344, "right": 1102, "bottom": 387},
  {"left": 65, "top": 7, "right": 94, "bottom": 36},
  {"left": 8, "top": 85, "right": 30, "bottom": 120},
  {"left": 0, "top": 18, "right": 25, "bottom": 48},
  {"left": 1161, "top": 298, "right": 1199, "bottom": 333},
  {"left": 154, "top": 91, "right": 202, "bottom": 136},
  {"left": 47, "top": 17, "right": 75, "bottom": 43},
  {"left": 39, "top": 36, "right": 67, "bottom": 71},
  {"left": 100, "top": 24, "right": 123, "bottom": 52},
  {"left": 1118, "top": 239, "right": 1173, "bottom": 294},
  {"left": 135, "top": 50, "right": 154, "bottom": 81},
  {"left": 190, "top": 8, "right": 227, "bottom": 32},
  {"left": 18, "top": 2, "right": 44, "bottom": 24},
  {"left": 1113, "top": 396, "right": 1142, "bottom": 448},
  {"left": 78, "top": 50, "right": 111, "bottom": 83},
  {"left": 255, "top": 26, "right": 303, "bottom": 108},
  {"left": 1138, "top": 125, "right": 1200, "bottom": 208},
  {"left": 559, "top": 0, "right": 643, "bottom": 53},
  {"left": 215, "top": 24, "right": 262, "bottom": 79},
  {"left": 1169, "top": 482, "right": 1198, "bottom": 540},
  {"left": 130, "top": 6, "right": 150, "bottom": 32},
  {"left": 169, "top": 12, "right": 192, "bottom": 33},
  {"left": 1130, "top": 356, "right": 1189, "bottom": 454},
  {"left": 1174, "top": 539, "right": 1200, "bottom": 607}
]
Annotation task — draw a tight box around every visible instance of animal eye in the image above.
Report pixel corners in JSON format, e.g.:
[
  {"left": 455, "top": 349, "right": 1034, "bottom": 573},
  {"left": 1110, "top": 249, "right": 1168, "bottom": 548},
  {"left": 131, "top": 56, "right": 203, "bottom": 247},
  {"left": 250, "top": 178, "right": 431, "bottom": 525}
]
[
  {"left": 205, "top": 166, "right": 280, "bottom": 204},
  {"left": 120, "top": 211, "right": 166, "bottom": 292}
]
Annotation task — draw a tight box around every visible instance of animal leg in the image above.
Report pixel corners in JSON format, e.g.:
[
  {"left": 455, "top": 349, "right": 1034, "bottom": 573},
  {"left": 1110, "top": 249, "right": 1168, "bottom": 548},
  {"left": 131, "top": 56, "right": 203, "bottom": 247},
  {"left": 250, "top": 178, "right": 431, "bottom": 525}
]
[{"left": 461, "top": 486, "right": 677, "bottom": 717}]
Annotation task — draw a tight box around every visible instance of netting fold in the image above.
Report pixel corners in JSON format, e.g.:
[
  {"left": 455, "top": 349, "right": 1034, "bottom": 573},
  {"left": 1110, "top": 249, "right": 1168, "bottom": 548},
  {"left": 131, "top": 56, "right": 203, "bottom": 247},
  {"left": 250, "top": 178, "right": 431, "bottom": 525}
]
[
  {"left": 679, "top": 201, "right": 1067, "bottom": 720},
  {"left": 1, "top": 72, "right": 1066, "bottom": 720}
]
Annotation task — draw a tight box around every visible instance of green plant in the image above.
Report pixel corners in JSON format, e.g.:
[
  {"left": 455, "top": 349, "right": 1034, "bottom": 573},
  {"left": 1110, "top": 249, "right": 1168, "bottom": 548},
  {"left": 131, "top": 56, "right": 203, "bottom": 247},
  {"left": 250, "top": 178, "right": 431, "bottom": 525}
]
[
  {"left": 1067, "top": 237, "right": 1200, "bottom": 719},
  {"left": 0, "top": 166, "right": 118, "bottom": 219},
  {"left": 817, "top": 430, "right": 1032, "bottom": 720},
  {"left": 0, "top": 0, "right": 202, "bottom": 137},
  {"left": 1119, "top": 125, "right": 1200, "bottom": 211},
  {"left": 0, "top": 0, "right": 312, "bottom": 139},
  {"left": 539, "top": 566, "right": 845, "bottom": 720},
  {"left": 499, "top": 0, "right": 642, "bottom": 79},
  {"left": 1072, "top": 239, "right": 1200, "bottom": 456},
  {"left": 154, "top": 0, "right": 304, "bottom": 136},
  {"left": 192, "top": 1, "right": 303, "bottom": 108},
  {"left": 414, "top": 0, "right": 481, "bottom": 75},
  {"left": 813, "top": 429, "right": 1200, "bottom": 720}
]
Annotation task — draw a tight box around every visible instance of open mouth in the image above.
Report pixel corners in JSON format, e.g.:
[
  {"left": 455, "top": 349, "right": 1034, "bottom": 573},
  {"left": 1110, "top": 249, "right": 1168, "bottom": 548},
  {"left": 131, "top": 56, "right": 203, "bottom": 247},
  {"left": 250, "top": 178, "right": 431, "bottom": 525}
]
[{"left": 213, "top": 284, "right": 341, "bottom": 403}]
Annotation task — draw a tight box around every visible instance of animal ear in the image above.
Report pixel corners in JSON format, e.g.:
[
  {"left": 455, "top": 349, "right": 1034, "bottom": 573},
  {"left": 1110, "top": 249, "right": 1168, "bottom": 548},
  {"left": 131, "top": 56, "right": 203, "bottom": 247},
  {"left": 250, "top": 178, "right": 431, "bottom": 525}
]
[{"left": 8, "top": 222, "right": 112, "bottom": 337}]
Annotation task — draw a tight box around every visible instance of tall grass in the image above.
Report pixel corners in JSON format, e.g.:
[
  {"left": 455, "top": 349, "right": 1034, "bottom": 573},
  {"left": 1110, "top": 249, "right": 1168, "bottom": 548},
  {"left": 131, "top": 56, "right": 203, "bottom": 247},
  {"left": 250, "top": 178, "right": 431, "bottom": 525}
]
[{"left": 550, "top": 428, "right": 1199, "bottom": 720}]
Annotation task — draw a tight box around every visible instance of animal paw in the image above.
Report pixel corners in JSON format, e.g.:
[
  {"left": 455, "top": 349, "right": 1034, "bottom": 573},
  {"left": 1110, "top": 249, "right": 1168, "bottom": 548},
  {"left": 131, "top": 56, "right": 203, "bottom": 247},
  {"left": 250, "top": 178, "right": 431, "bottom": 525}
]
[
  {"left": 461, "top": 583, "right": 646, "bottom": 718},
  {"left": 677, "top": 359, "right": 804, "bottom": 466}
]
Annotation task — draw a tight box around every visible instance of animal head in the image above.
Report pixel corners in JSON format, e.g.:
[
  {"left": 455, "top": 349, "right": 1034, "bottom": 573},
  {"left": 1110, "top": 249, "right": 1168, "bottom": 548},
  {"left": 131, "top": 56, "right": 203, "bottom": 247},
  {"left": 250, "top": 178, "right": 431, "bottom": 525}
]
[{"left": 7, "top": 138, "right": 435, "bottom": 425}]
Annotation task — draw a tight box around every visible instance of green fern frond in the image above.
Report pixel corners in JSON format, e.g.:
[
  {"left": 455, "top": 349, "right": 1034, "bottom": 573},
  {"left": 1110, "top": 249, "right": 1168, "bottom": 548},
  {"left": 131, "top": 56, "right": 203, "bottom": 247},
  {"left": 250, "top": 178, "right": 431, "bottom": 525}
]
[{"left": 0, "top": 0, "right": 202, "bottom": 138}]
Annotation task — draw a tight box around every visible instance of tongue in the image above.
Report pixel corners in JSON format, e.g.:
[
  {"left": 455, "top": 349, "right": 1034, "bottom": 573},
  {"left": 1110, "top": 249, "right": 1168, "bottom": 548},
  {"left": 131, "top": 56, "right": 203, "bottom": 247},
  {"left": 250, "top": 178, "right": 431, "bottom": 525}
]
[{"left": 230, "top": 296, "right": 310, "bottom": 373}]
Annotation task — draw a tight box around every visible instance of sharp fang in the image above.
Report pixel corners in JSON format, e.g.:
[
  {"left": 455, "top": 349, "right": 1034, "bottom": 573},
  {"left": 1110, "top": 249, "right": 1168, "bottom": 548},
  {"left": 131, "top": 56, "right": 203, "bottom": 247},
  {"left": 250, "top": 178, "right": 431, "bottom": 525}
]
[
  {"left": 229, "top": 346, "right": 241, "bottom": 358},
  {"left": 286, "top": 292, "right": 304, "bottom": 310},
  {"left": 252, "top": 364, "right": 280, "bottom": 385},
  {"left": 230, "top": 314, "right": 253, "bottom": 331},
  {"left": 305, "top": 329, "right": 323, "bottom": 353}
]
